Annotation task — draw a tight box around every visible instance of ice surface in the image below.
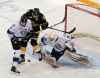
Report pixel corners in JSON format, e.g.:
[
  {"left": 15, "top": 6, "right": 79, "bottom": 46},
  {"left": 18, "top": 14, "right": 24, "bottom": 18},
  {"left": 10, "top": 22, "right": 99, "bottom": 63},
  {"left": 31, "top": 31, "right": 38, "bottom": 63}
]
[{"left": 0, "top": 0, "right": 100, "bottom": 78}]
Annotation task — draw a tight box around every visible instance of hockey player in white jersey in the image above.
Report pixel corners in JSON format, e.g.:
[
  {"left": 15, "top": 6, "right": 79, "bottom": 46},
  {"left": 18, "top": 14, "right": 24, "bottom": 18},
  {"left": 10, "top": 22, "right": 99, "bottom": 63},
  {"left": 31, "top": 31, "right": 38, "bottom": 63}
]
[
  {"left": 7, "top": 20, "right": 33, "bottom": 73},
  {"left": 39, "top": 30, "right": 90, "bottom": 68},
  {"left": 7, "top": 8, "right": 48, "bottom": 74}
]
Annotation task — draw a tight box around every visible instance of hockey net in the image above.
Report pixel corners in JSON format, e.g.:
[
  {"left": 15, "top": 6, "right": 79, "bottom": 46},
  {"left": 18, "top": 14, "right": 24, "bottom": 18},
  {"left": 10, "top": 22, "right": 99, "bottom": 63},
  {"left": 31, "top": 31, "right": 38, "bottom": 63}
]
[{"left": 48, "top": 3, "right": 100, "bottom": 42}]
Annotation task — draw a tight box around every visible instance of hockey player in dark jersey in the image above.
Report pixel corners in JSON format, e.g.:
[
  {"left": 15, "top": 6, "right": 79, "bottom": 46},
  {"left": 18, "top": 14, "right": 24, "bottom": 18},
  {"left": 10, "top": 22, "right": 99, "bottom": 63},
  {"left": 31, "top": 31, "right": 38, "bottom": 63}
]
[
  {"left": 20, "top": 8, "right": 48, "bottom": 55},
  {"left": 7, "top": 8, "right": 48, "bottom": 74}
]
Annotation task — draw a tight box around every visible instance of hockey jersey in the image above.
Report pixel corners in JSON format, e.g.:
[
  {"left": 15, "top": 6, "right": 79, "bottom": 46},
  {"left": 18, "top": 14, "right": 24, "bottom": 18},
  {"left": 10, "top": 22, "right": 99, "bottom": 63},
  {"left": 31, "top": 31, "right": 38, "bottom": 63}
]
[
  {"left": 7, "top": 20, "right": 32, "bottom": 39},
  {"left": 54, "top": 34, "right": 73, "bottom": 52}
]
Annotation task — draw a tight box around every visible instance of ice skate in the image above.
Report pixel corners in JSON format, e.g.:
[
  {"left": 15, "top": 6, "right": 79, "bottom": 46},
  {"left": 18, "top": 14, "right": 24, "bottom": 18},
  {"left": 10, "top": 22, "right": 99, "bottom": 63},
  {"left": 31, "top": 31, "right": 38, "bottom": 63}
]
[
  {"left": 18, "top": 54, "right": 25, "bottom": 64},
  {"left": 11, "top": 66, "right": 20, "bottom": 74}
]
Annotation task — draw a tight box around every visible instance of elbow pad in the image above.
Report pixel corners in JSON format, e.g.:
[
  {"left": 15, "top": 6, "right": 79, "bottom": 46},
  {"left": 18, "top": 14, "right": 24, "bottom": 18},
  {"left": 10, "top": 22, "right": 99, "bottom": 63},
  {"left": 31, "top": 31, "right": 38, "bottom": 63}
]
[
  {"left": 7, "top": 29, "right": 13, "bottom": 34},
  {"left": 41, "top": 37, "right": 48, "bottom": 45},
  {"left": 7, "top": 29, "right": 15, "bottom": 38}
]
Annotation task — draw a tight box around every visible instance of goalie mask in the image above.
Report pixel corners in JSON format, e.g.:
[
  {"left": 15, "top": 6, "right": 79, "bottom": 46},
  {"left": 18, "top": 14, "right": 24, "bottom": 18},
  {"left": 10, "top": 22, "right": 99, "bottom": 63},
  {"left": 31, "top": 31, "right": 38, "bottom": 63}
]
[{"left": 46, "top": 31, "right": 58, "bottom": 42}]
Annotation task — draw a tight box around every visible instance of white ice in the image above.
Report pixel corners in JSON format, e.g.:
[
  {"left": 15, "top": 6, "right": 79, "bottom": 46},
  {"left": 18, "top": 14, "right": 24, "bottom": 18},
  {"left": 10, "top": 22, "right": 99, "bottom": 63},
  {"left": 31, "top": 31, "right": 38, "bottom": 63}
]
[{"left": 0, "top": 0, "right": 100, "bottom": 78}]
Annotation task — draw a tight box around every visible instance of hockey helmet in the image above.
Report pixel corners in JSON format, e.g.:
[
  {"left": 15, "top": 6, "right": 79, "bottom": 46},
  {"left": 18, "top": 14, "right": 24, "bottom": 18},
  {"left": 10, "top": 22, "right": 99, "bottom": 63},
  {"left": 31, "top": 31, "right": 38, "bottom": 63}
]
[
  {"left": 33, "top": 8, "right": 40, "bottom": 15},
  {"left": 25, "top": 9, "right": 34, "bottom": 18}
]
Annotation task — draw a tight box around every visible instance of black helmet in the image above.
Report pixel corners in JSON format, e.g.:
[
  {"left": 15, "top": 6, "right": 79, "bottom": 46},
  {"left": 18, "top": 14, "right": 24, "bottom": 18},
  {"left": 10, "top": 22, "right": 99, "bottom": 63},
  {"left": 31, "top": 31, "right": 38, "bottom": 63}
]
[
  {"left": 27, "top": 9, "right": 34, "bottom": 14},
  {"left": 33, "top": 8, "right": 40, "bottom": 15},
  {"left": 25, "top": 9, "right": 34, "bottom": 17}
]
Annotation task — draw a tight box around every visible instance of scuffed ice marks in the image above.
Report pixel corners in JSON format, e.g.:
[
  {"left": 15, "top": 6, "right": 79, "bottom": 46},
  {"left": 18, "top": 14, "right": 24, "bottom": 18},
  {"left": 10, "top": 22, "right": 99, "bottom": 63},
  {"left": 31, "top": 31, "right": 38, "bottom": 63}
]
[{"left": 0, "top": 0, "right": 25, "bottom": 21}]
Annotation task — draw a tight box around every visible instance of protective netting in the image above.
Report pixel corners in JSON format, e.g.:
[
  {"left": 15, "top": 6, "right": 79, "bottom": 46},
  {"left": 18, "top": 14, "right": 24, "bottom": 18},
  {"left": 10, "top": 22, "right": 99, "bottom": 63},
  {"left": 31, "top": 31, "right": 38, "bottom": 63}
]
[{"left": 65, "top": 4, "right": 100, "bottom": 42}]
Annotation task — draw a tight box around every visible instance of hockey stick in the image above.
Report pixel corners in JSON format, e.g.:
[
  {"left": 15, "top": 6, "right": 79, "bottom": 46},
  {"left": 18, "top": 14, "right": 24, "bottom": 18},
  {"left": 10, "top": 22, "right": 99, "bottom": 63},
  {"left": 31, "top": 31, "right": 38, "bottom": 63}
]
[
  {"left": 49, "top": 20, "right": 64, "bottom": 28},
  {"left": 48, "top": 27, "right": 76, "bottom": 34}
]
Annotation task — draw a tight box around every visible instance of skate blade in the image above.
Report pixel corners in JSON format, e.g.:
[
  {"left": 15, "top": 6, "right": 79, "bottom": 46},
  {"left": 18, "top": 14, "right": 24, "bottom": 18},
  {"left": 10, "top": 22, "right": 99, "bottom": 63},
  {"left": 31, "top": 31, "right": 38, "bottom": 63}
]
[
  {"left": 10, "top": 70, "right": 20, "bottom": 75},
  {"left": 52, "top": 65, "right": 59, "bottom": 68},
  {"left": 51, "top": 64, "right": 59, "bottom": 68}
]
